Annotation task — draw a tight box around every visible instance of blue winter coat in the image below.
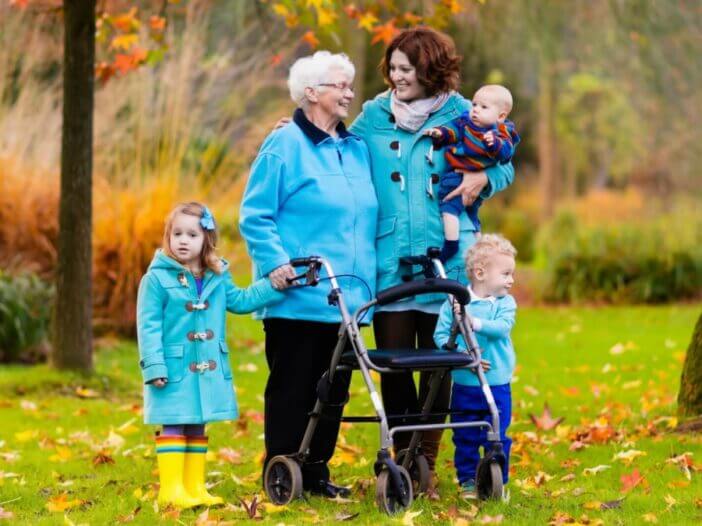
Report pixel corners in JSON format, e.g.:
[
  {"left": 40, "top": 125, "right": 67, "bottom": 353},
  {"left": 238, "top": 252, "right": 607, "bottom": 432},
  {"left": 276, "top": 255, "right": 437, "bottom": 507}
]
[
  {"left": 239, "top": 109, "right": 378, "bottom": 323},
  {"left": 349, "top": 92, "right": 514, "bottom": 303},
  {"left": 136, "top": 250, "right": 283, "bottom": 425}
]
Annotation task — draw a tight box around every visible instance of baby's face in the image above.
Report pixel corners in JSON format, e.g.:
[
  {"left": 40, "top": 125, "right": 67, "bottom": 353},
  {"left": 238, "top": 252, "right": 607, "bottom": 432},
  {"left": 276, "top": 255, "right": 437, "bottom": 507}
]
[{"left": 469, "top": 90, "right": 505, "bottom": 127}]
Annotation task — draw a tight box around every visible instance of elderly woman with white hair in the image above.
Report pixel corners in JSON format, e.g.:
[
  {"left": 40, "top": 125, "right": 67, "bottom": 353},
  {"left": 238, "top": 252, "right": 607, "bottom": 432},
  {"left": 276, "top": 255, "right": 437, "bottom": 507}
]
[{"left": 239, "top": 51, "right": 378, "bottom": 498}]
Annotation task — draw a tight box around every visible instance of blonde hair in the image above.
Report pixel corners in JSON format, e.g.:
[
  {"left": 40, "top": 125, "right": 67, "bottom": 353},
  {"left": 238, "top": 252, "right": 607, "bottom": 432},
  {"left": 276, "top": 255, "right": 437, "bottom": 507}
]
[
  {"left": 465, "top": 233, "right": 517, "bottom": 276},
  {"left": 474, "top": 84, "right": 513, "bottom": 115},
  {"left": 162, "top": 202, "right": 222, "bottom": 275}
]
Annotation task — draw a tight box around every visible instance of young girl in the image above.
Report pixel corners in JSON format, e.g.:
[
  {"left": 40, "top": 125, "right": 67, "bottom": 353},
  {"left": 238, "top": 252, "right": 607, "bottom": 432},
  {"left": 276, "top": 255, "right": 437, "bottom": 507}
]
[{"left": 137, "top": 202, "right": 284, "bottom": 508}]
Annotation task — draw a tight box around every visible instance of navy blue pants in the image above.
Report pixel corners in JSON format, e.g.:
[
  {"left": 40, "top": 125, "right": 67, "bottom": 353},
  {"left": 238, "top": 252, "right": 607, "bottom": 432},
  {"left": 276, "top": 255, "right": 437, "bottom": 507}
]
[
  {"left": 450, "top": 383, "right": 512, "bottom": 485},
  {"left": 438, "top": 171, "right": 483, "bottom": 231}
]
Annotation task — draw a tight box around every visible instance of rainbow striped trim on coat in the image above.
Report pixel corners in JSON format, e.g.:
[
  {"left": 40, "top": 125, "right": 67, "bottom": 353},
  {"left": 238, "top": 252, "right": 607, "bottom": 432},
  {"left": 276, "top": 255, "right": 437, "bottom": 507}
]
[{"left": 155, "top": 435, "right": 188, "bottom": 454}]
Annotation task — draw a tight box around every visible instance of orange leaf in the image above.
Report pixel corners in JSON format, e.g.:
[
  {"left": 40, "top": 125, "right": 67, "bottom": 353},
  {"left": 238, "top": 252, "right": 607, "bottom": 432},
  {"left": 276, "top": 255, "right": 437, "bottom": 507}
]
[
  {"left": 371, "top": 20, "right": 400, "bottom": 46},
  {"left": 149, "top": 15, "right": 166, "bottom": 31},
  {"left": 529, "top": 403, "right": 565, "bottom": 430},
  {"left": 620, "top": 468, "right": 646, "bottom": 493},
  {"left": 110, "top": 33, "right": 138, "bottom": 51},
  {"left": 45, "top": 493, "right": 83, "bottom": 512},
  {"left": 343, "top": 4, "right": 360, "bottom": 19},
  {"left": 93, "top": 450, "right": 115, "bottom": 466},
  {"left": 270, "top": 54, "right": 282, "bottom": 66},
  {"left": 301, "top": 31, "right": 320, "bottom": 49},
  {"left": 112, "top": 7, "right": 139, "bottom": 32},
  {"left": 403, "top": 12, "right": 423, "bottom": 25},
  {"left": 9, "top": 0, "right": 29, "bottom": 9}
]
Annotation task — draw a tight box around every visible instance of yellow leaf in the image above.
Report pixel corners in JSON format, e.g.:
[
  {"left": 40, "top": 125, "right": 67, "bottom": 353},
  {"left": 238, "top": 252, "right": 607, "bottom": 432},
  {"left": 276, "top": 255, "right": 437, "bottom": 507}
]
[
  {"left": 583, "top": 501, "right": 602, "bottom": 510},
  {"left": 271, "top": 3, "right": 289, "bottom": 17},
  {"left": 402, "top": 509, "right": 422, "bottom": 526},
  {"left": 14, "top": 430, "right": 39, "bottom": 443},
  {"left": 110, "top": 34, "right": 138, "bottom": 51},
  {"left": 583, "top": 464, "right": 611, "bottom": 476},
  {"left": 49, "top": 446, "right": 73, "bottom": 463},
  {"left": 45, "top": 493, "right": 83, "bottom": 512},
  {"left": 664, "top": 494, "right": 677, "bottom": 508},
  {"left": 317, "top": 7, "right": 337, "bottom": 27},
  {"left": 612, "top": 449, "right": 647, "bottom": 465},
  {"left": 642, "top": 513, "right": 658, "bottom": 523},
  {"left": 260, "top": 503, "right": 286, "bottom": 514},
  {"left": 357, "top": 12, "right": 378, "bottom": 31}
]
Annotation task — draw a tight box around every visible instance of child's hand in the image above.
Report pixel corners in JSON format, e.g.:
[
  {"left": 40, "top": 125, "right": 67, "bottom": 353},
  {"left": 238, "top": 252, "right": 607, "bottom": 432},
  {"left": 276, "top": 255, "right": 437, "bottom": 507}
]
[
  {"left": 150, "top": 378, "right": 167, "bottom": 388},
  {"left": 471, "top": 317, "right": 483, "bottom": 332},
  {"left": 483, "top": 130, "right": 496, "bottom": 147},
  {"left": 452, "top": 301, "right": 463, "bottom": 317},
  {"left": 424, "top": 128, "right": 442, "bottom": 139}
]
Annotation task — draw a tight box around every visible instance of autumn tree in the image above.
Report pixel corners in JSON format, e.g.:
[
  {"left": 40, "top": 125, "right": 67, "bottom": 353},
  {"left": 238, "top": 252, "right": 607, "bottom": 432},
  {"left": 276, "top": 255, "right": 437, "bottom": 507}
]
[
  {"left": 678, "top": 313, "right": 702, "bottom": 425},
  {"left": 52, "top": 0, "right": 97, "bottom": 371}
]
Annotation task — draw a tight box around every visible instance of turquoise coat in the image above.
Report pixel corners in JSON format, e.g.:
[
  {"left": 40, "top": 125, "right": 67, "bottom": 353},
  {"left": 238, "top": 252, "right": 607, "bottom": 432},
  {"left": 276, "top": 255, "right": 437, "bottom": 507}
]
[
  {"left": 239, "top": 110, "right": 378, "bottom": 323},
  {"left": 136, "top": 250, "right": 282, "bottom": 425},
  {"left": 349, "top": 92, "right": 514, "bottom": 303}
]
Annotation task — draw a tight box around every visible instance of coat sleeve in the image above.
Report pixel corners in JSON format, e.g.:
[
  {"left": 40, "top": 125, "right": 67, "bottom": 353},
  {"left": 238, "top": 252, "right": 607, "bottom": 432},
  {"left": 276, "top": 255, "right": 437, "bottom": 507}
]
[
  {"left": 481, "top": 159, "right": 514, "bottom": 199},
  {"left": 224, "top": 272, "right": 284, "bottom": 314},
  {"left": 432, "top": 121, "right": 461, "bottom": 148},
  {"left": 136, "top": 273, "right": 169, "bottom": 384},
  {"left": 475, "top": 295, "right": 517, "bottom": 339},
  {"left": 239, "top": 152, "right": 291, "bottom": 276},
  {"left": 434, "top": 300, "right": 462, "bottom": 351}
]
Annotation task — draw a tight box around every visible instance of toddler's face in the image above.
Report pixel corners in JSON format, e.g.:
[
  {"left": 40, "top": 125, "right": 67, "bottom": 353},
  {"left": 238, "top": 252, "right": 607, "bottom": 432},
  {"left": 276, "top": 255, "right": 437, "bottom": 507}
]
[
  {"left": 169, "top": 212, "right": 205, "bottom": 269},
  {"left": 469, "top": 90, "right": 505, "bottom": 127},
  {"left": 480, "top": 253, "right": 515, "bottom": 297}
]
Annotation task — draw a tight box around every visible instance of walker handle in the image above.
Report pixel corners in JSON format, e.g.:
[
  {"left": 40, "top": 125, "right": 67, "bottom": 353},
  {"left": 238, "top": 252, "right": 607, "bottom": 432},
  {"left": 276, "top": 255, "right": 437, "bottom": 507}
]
[{"left": 375, "top": 278, "right": 469, "bottom": 306}]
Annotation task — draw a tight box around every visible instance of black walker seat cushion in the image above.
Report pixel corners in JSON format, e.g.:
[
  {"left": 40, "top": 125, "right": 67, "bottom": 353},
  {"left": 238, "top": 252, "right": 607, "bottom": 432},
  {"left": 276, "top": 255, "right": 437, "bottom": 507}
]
[{"left": 340, "top": 349, "right": 473, "bottom": 370}]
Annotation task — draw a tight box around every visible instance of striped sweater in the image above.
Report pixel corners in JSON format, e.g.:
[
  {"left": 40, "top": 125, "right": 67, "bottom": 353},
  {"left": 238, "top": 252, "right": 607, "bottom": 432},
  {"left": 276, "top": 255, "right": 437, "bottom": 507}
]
[{"left": 432, "top": 111, "right": 520, "bottom": 172}]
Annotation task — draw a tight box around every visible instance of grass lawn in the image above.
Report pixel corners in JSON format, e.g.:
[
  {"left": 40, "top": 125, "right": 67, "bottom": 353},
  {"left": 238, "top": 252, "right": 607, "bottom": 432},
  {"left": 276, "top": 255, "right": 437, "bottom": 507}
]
[{"left": 1, "top": 305, "right": 701, "bottom": 525}]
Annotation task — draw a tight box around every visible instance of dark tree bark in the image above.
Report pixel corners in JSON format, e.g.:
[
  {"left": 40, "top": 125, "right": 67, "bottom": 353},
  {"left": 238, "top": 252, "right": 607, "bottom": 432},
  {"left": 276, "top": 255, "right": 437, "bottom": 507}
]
[
  {"left": 678, "top": 312, "right": 702, "bottom": 419},
  {"left": 52, "top": 1, "right": 96, "bottom": 371}
]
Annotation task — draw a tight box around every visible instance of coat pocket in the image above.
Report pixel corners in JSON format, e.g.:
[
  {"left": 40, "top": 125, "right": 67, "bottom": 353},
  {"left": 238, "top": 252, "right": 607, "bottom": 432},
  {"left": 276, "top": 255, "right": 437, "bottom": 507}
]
[
  {"left": 219, "top": 341, "right": 233, "bottom": 380},
  {"left": 163, "top": 345, "right": 185, "bottom": 383},
  {"left": 376, "top": 215, "right": 398, "bottom": 275}
]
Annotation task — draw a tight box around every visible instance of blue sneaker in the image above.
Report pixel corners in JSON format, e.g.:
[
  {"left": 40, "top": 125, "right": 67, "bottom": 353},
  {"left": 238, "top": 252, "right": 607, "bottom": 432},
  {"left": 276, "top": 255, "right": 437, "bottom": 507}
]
[{"left": 459, "top": 481, "right": 477, "bottom": 500}]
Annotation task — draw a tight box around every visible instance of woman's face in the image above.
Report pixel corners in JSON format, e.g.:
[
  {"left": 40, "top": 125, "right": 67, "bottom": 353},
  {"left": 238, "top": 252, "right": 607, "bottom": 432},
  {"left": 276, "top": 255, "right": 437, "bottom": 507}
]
[
  {"left": 389, "top": 49, "right": 426, "bottom": 102},
  {"left": 315, "top": 67, "right": 355, "bottom": 121}
]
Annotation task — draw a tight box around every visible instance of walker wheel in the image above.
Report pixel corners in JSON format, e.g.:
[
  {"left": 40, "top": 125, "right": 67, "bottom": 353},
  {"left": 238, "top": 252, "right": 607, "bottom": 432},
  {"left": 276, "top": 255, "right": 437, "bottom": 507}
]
[
  {"left": 375, "top": 465, "right": 413, "bottom": 515},
  {"left": 396, "top": 449, "right": 431, "bottom": 494},
  {"left": 476, "top": 458, "right": 503, "bottom": 500},
  {"left": 264, "top": 455, "right": 303, "bottom": 505}
]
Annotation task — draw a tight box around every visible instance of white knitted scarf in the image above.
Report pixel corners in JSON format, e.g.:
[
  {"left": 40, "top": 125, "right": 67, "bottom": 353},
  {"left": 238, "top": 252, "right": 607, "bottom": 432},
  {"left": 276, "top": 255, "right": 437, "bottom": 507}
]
[{"left": 389, "top": 90, "right": 451, "bottom": 132}]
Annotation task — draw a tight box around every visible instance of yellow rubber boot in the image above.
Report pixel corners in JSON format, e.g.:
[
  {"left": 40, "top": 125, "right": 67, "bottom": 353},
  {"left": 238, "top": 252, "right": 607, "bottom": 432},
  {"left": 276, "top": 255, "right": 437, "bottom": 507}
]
[
  {"left": 184, "top": 436, "right": 223, "bottom": 506},
  {"left": 156, "top": 435, "right": 200, "bottom": 509}
]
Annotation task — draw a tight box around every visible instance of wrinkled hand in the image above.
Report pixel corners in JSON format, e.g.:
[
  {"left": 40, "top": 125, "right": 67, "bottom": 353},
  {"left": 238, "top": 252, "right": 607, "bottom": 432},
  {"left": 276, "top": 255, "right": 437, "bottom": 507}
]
[
  {"left": 443, "top": 171, "right": 488, "bottom": 206},
  {"left": 273, "top": 117, "right": 292, "bottom": 131},
  {"left": 269, "top": 264, "right": 296, "bottom": 290},
  {"left": 480, "top": 358, "right": 491, "bottom": 372},
  {"left": 483, "top": 130, "right": 495, "bottom": 147},
  {"left": 424, "top": 128, "right": 442, "bottom": 139},
  {"left": 150, "top": 378, "right": 167, "bottom": 388}
]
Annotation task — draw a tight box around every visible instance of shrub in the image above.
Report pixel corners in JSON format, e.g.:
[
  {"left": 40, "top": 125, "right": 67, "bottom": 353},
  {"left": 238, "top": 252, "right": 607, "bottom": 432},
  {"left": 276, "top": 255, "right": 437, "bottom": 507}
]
[
  {"left": 0, "top": 271, "right": 53, "bottom": 363},
  {"left": 536, "top": 204, "right": 702, "bottom": 303}
]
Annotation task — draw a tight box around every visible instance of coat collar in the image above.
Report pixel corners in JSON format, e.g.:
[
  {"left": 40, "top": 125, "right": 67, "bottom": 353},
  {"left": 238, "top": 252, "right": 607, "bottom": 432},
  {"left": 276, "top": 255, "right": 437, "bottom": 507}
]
[
  {"left": 468, "top": 286, "right": 497, "bottom": 304},
  {"left": 293, "top": 108, "right": 352, "bottom": 145}
]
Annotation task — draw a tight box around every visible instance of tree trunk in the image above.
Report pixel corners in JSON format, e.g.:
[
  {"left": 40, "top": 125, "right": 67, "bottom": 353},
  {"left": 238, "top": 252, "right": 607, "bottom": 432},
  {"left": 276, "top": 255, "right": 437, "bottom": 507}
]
[
  {"left": 678, "top": 311, "right": 702, "bottom": 417},
  {"left": 52, "top": 1, "right": 95, "bottom": 371},
  {"left": 538, "top": 62, "right": 558, "bottom": 219}
]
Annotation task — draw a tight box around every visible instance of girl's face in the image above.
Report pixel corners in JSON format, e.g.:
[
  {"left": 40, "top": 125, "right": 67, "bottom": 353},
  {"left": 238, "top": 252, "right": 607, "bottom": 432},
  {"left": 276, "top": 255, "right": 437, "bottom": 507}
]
[
  {"left": 169, "top": 213, "right": 205, "bottom": 269},
  {"left": 389, "top": 49, "right": 426, "bottom": 102}
]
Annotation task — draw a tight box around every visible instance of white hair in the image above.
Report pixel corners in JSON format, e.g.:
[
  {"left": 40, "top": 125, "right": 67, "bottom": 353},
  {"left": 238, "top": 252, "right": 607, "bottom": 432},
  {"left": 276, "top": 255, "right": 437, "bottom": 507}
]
[{"left": 287, "top": 51, "right": 355, "bottom": 107}]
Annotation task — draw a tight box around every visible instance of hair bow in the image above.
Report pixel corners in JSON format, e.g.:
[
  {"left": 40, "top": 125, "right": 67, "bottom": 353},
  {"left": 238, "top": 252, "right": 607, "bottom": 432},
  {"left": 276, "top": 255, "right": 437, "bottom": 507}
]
[{"left": 200, "top": 206, "right": 216, "bottom": 231}]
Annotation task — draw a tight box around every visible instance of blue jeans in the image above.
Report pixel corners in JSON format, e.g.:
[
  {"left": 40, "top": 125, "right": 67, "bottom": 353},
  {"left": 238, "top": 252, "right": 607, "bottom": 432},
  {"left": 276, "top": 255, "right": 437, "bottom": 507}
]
[
  {"left": 438, "top": 171, "right": 483, "bottom": 231},
  {"left": 450, "top": 383, "right": 512, "bottom": 485}
]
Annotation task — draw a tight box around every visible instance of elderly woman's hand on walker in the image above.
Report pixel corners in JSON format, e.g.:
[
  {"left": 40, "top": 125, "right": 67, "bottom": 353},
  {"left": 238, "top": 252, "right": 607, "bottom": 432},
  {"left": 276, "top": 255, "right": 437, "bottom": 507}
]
[
  {"left": 269, "top": 263, "right": 296, "bottom": 290},
  {"left": 443, "top": 170, "right": 488, "bottom": 206}
]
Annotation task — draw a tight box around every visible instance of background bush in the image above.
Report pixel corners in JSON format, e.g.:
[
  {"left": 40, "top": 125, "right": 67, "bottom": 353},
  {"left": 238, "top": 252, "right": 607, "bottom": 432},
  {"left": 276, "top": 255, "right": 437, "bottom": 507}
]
[
  {"left": 536, "top": 203, "right": 702, "bottom": 303},
  {"left": 0, "top": 271, "right": 53, "bottom": 363}
]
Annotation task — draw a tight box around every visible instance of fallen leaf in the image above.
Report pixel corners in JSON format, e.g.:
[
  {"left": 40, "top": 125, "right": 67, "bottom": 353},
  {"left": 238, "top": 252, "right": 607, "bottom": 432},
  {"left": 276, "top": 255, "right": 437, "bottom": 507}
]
[
  {"left": 642, "top": 513, "right": 658, "bottom": 523},
  {"left": 217, "top": 447, "right": 243, "bottom": 465},
  {"left": 560, "top": 474, "right": 576, "bottom": 482},
  {"left": 620, "top": 468, "right": 646, "bottom": 493},
  {"left": 479, "top": 514, "right": 503, "bottom": 524},
  {"left": 583, "top": 465, "right": 611, "bottom": 476},
  {"left": 0, "top": 506, "right": 14, "bottom": 520},
  {"left": 664, "top": 494, "right": 677, "bottom": 509},
  {"left": 93, "top": 450, "right": 115, "bottom": 466},
  {"left": 335, "top": 511, "right": 359, "bottom": 521},
  {"left": 612, "top": 449, "right": 647, "bottom": 465},
  {"left": 45, "top": 493, "right": 84, "bottom": 512},
  {"left": 402, "top": 509, "right": 422, "bottom": 525},
  {"left": 600, "top": 498, "right": 624, "bottom": 510},
  {"left": 20, "top": 400, "right": 37, "bottom": 411},
  {"left": 529, "top": 403, "right": 565, "bottom": 431}
]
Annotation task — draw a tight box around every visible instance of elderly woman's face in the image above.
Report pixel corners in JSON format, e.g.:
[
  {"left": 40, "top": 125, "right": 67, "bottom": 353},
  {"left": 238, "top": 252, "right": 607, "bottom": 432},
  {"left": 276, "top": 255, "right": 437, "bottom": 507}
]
[
  {"left": 389, "top": 49, "right": 426, "bottom": 102},
  {"left": 314, "top": 67, "right": 354, "bottom": 121}
]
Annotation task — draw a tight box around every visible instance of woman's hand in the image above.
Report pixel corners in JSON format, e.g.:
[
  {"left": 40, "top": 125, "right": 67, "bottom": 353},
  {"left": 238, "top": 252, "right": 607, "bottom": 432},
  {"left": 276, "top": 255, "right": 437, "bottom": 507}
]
[
  {"left": 273, "top": 117, "right": 291, "bottom": 131},
  {"left": 150, "top": 378, "right": 167, "bottom": 388},
  {"left": 269, "top": 263, "right": 296, "bottom": 290},
  {"left": 480, "top": 359, "right": 491, "bottom": 372},
  {"left": 443, "top": 170, "right": 488, "bottom": 206}
]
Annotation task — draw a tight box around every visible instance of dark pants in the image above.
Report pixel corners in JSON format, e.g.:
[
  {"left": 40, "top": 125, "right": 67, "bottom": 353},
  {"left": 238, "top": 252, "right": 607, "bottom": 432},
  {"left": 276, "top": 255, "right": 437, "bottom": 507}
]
[
  {"left": 373, "top": 310, "right": 451, "bottom": 469},
  {"left": 262, "top": 318, "right": 351, "bottom": 487},
  {"left": 451, "top": 383, "right": 512, "bottom": 485}
]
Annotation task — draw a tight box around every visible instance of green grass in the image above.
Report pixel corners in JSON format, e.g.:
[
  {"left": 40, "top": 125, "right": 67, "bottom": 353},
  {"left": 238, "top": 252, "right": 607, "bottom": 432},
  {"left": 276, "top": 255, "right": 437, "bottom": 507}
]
[{"left": 1, "top": 305, "right": 701, "bottom": 525}]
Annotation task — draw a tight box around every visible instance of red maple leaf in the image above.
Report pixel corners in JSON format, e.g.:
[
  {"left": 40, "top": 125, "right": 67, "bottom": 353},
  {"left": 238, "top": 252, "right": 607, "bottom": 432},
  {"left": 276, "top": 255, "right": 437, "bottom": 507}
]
[
  {"left": 529, "top": 403, "right": 565, "bottom": 430},
  {"left": 301, "top": 30, "right": 320, "bottom": 49},
  {"left": 371, "top": 20, "right": 399, "bottom": 46},
  {"left": 620, "top": 468, "right": 646, "bottom": 492}
]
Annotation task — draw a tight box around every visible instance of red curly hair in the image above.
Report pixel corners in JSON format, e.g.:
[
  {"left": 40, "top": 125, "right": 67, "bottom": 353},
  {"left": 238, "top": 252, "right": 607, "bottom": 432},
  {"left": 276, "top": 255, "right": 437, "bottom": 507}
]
[{"left": 381, "top": 26, "right": 461, "bottom": 96}]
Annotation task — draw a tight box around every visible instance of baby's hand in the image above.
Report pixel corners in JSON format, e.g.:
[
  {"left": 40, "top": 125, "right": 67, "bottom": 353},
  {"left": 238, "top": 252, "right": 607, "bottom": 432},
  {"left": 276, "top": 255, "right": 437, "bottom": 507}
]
[
  {"left": 150, "top": 378, "right": 167, "bottom": 388},
  {"left": 424, "top": 128, "right": 442, "bottom": 139},
  {"left": 483, "top": 130, "right": 496, "bottom": 146}
]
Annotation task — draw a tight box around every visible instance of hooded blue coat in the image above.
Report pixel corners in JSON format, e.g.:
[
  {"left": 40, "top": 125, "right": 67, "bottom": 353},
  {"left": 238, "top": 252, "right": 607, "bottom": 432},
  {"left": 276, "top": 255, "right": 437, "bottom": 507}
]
[{"left": 136, "top": 250, "right": 282, "bottom": 425}]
